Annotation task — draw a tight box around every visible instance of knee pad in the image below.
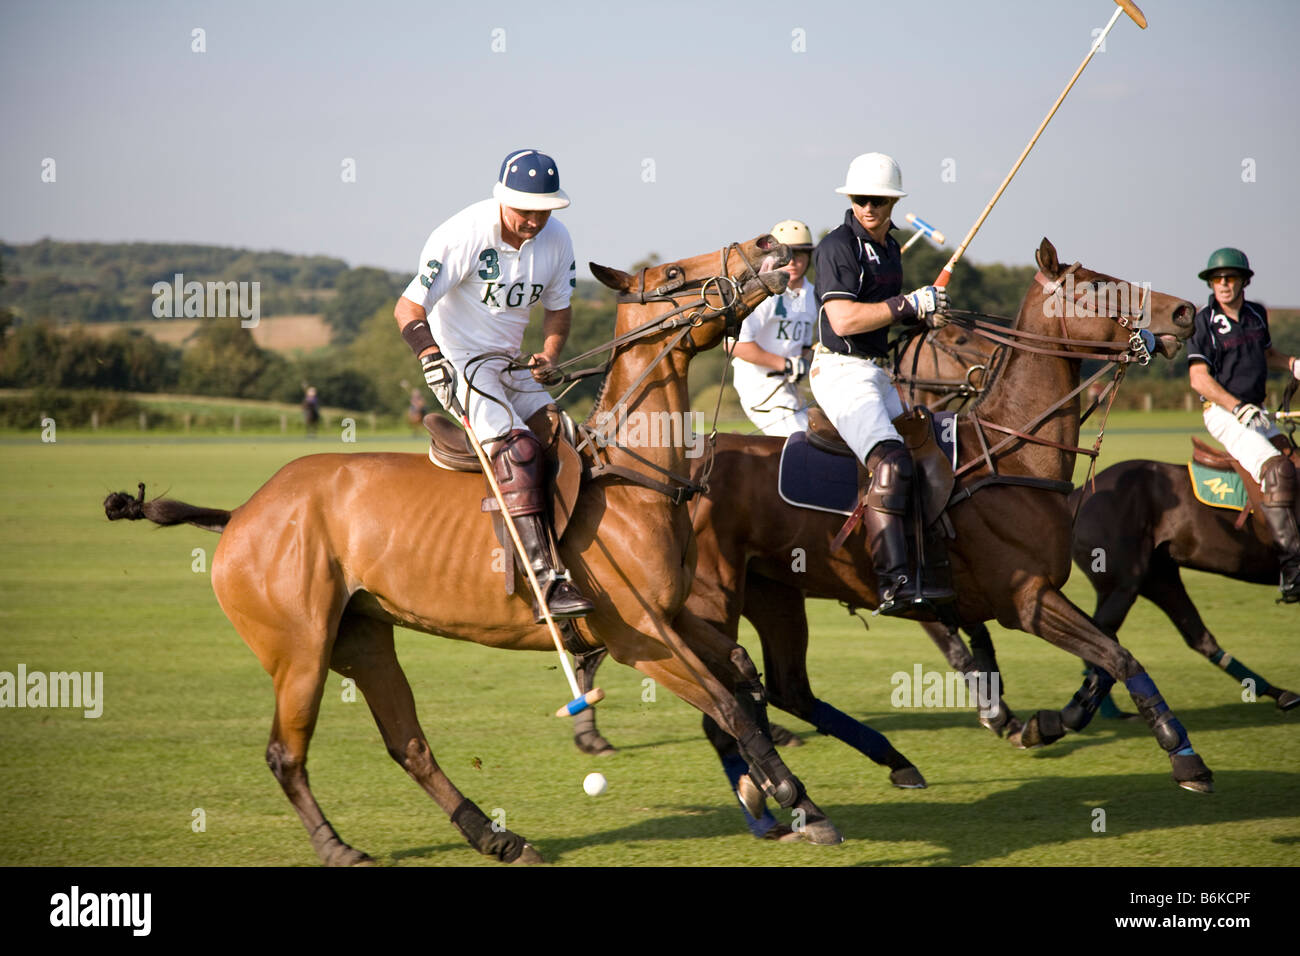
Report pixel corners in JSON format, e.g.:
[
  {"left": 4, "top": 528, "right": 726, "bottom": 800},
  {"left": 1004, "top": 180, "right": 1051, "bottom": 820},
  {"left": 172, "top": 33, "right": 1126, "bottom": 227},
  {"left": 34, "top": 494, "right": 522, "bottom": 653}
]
[
  {"left": 490, "top": 429, "right": 546, "bottom": 515},
  {"left": 1260, "top": 454, "right": 1297, "bottom": 508},
  {"left": 865, "top": 441, "right": 914, "bottom": 515}
]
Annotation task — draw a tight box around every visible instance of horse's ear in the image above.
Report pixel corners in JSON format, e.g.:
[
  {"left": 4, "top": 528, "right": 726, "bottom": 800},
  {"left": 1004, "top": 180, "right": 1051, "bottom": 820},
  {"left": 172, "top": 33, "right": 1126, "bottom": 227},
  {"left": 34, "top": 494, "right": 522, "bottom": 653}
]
[
  {"left": 1036, "top": 238, "right": 1061, "bottom": 277},
  {"left": 590, "top": 262, "right": 635, "bottom": 292}
]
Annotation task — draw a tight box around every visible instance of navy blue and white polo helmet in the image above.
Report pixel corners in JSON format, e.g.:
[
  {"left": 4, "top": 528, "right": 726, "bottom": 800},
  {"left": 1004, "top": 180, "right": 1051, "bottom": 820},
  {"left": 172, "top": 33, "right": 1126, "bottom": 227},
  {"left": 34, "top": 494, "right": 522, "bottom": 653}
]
[{"left": 492, "top": 149, "right": 570, "bottom": 210}]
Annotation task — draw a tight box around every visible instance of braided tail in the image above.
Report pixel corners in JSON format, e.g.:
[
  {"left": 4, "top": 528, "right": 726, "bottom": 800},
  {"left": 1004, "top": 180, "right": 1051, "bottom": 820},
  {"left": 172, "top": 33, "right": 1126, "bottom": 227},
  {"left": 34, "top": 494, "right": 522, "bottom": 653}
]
[{"left": 103, "top": 482, "right": 230, "bottom": 532}]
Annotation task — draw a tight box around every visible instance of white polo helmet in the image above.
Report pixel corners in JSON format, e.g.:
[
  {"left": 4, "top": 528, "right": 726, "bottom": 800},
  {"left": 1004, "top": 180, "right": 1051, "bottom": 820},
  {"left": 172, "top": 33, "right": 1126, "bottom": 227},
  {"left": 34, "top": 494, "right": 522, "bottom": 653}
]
[
  {"left": 834, "top": 152, "right": 906, "bottom": 198},
  {"left": 770, "top": 219, "right": 814, "bottom": 251}
]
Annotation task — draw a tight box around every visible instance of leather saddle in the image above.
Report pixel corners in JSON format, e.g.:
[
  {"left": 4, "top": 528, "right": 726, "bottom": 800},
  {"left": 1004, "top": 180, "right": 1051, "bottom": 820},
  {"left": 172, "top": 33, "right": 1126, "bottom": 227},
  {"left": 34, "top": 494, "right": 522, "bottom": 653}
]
[
  {"left": 805, "top": 406, "right": 955, "bottom": 527},
  {"left": 424, "top": 406, "right": 584, "bottom": 540}
]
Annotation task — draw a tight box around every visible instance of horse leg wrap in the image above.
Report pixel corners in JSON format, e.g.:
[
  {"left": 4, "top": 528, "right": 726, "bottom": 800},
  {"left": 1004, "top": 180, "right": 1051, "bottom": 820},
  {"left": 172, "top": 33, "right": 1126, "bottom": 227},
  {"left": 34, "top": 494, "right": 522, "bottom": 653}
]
[
  {"left": 729, "top": 648, "right": 776, "bottom": 741},
  {"left": 717, "top": 751, "right": 781, "bottom": 837},
  {"left": 810, "top": 699, "right": 899, "bottom": 766},
  {"left": 737, "top": 727, "right": 804, "bottom": 809},
  {"left": 1125, "top": 673, "right": 1192, "bottom": 755},
  {"left": 1209, "top": 649, "right": 1277, "bottom": 698},
  {"left": 450, "top": 799, "right": 527, "bottom": 863},
  {"left": 1060, "top": 666, "right": 1116, "bottom": 732}
]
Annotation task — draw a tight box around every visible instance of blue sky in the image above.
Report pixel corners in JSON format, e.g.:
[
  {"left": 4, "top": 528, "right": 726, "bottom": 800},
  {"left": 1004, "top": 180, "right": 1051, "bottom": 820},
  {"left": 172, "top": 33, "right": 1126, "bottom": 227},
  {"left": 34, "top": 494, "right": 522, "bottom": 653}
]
[{"left": 3, "top": 0, "right": 1298, "bottom": 305}]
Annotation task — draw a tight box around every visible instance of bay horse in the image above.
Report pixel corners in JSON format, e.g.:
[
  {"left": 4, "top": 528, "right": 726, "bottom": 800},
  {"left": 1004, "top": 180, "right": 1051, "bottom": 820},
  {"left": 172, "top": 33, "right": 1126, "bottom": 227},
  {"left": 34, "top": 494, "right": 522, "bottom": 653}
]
[
  {"left": 1063, "top": 444, "right": 1300, "bottom": 720},
  {"left": 578, "top": 239, "right": 1214, "bottom": 814},
  {"left": 103, "top": 234, "right": 848, "bottom": 865},
  {"left": 570, "top": 323, "right": 1021, "bottom": 759}
]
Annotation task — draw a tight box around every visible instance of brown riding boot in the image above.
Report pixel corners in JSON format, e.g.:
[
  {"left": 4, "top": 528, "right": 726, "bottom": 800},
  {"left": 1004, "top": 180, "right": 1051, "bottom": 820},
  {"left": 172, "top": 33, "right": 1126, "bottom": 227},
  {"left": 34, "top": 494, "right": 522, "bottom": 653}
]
[
  {"left": 487, "top": 429, "right": 595, "bottom": 621},
  {"left": 1259, "top": 455, "right": 1300, "bottom": 603}
]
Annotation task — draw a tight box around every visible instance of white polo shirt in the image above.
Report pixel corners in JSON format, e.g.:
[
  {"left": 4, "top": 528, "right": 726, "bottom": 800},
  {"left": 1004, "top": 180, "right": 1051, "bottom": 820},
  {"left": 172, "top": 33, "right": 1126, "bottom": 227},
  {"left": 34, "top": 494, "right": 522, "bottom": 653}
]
[
  {"left": 400, "top": 198, "right": 576, "bottom": 358},
  {"left": 731, "top": 276, "right": 816, "bottom": 367}
]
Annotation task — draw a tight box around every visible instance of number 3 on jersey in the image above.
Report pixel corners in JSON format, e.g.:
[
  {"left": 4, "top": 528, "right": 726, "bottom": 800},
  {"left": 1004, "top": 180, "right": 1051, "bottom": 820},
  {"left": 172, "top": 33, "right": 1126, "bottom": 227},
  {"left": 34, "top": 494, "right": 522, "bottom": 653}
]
[
  {"left": 477, "top": 249, "right": 500, "bottom": 280},
  {"left": 419, "top": 259, "right": 442, "bottom": 289}
]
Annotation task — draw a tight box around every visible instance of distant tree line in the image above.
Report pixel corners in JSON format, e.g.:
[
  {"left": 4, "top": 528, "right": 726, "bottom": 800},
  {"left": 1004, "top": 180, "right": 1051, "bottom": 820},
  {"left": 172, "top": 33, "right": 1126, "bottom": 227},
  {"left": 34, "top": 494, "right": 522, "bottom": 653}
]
[{"left": 0, "top": 240, "right": 407, "bottom": 336}]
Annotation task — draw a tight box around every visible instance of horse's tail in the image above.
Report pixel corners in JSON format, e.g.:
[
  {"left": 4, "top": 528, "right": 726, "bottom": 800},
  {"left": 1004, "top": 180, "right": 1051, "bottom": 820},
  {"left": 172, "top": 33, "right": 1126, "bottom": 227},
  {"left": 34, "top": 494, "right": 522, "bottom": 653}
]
[{"left": 104, "top": 482, "right": 230, "bottom": 533}]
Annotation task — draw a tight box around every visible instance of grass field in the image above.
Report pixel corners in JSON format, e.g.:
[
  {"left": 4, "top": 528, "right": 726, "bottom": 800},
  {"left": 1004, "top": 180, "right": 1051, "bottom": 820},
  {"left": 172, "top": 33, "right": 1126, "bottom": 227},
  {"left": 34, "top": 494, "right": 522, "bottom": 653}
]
[{"left": 0, "top": 410, "right": 1297, "bottom": 867}]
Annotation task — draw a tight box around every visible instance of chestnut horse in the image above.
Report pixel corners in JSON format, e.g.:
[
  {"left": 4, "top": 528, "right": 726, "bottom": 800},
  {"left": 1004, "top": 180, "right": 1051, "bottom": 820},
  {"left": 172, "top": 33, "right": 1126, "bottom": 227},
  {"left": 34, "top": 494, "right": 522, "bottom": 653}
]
[
  {"left": 104, "top": 234, "right": 847, "bottom": 865},
  {"left": 580, "top": 239, "right": 1214, "bottom": 812},
  {"left": 1064, "top": 443, "right": 1300, "bottom": 720}
]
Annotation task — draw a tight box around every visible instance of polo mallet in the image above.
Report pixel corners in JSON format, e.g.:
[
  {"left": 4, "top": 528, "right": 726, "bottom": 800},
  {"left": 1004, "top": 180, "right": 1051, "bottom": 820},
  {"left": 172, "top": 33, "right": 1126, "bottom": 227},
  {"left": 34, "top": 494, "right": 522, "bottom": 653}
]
[
  {"left": 901, "top": 213, "right": 946, "bottom": 254},
  {"left": 933, "top": 0, "right": 1147, "bottom": 288},
  {"left": 446, "top": 385, "right": 603, "bottom": 718}
]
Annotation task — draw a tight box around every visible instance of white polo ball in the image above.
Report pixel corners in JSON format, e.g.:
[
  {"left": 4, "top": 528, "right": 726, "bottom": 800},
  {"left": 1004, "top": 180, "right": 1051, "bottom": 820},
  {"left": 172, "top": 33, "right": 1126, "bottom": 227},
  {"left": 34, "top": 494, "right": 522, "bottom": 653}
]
[{"left": 583, "top": 772, "right": 608, "bottom": 796}]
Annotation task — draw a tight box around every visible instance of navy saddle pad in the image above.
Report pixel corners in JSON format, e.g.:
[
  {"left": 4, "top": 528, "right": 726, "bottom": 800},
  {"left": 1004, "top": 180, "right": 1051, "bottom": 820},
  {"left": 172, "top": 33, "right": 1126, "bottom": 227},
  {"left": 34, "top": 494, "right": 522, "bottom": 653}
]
[{"left": 777, "top": 411, "right": 958, "bottom": 516}]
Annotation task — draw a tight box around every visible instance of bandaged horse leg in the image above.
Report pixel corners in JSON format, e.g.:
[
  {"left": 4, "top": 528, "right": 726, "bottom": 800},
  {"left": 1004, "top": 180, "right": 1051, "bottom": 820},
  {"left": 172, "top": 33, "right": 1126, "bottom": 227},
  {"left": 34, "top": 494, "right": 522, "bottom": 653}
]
[
  {"left": 486, "top": 429, "right": 594, "bottom": 620},
  {"left": 571, "top": 646, "right": 616, "bottom": 756},
  {"left": 1259, "top": 454, "right": 1300, "bottom": 602},
  {"left": 1123, "top": 670, "right": 1213, "bottom": 790},
  {"left": 1060, "top": 663, "right": 1118, "bottom": 731},
  {"left": 701, "top": 713, "right": 787, "bottom": 839}
]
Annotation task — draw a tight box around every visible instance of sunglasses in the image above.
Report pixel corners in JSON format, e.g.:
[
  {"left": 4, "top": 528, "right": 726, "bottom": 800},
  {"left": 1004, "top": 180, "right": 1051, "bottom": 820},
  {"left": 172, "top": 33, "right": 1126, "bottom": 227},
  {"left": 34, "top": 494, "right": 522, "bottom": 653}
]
[
  {"left": 1208, "top": 272, "right": 1243, "bottom": 282},
  {"left": 850, "top": 195, "right": 893, "bottom": 208}
]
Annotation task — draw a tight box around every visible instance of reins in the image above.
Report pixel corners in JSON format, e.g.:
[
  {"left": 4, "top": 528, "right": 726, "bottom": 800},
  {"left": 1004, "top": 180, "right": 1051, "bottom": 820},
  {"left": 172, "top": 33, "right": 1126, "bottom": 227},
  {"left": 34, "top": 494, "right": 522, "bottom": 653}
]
[
  {"left": 925, "top": 262, "right": 1157, "bottom": 501},
  {"left": 508, "top": 241, "right": 776, "bottom": 504}
]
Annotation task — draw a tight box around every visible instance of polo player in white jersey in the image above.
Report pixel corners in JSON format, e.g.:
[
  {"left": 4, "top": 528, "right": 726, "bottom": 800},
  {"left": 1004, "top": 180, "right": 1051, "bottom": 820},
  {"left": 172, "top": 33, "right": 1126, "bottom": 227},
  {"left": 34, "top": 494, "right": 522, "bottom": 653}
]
[{"left": 393, "top": 149, "right": 593, "bottom": 619}]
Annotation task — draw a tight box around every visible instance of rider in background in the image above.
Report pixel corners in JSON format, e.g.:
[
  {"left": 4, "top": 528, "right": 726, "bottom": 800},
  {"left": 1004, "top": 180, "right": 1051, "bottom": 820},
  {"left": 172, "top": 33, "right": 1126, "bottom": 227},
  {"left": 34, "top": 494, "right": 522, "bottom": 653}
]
[
  {"left": 729, "top": 219, "right": 816, "bottom": 436},
  {"left": 1187, "top": 247, "right": 1300, "bottom": 602},
  {"left": 393, "top": 149, "right": 594, "bottom": 620},
  {"left": 809, "top": 152, "right": 953, "bottom": 615}
]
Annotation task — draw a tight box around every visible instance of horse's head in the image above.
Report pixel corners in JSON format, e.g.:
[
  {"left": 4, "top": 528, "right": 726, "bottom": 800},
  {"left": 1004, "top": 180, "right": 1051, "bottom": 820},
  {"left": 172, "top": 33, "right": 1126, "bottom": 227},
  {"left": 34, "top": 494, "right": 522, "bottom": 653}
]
[
  {"left": 1031, "top": 238, "right": 1194, "bottom": 362},
  {"left": 590, "top": 234, "right": 791, "bottom": 353}
]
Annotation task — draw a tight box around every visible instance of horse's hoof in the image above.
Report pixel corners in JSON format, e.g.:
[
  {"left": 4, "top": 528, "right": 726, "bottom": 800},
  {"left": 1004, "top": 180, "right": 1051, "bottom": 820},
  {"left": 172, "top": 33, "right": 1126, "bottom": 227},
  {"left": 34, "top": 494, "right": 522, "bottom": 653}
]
[
  {"left": 323, "top": 845, "right": 374, "bottom": 867},
  {"left": 574, "top": 730, "right": 617, "bottom": 757},
  {"left": 769, "top": 724, "right": 803, "bottom": 747},
  {"left": 799, "top": 817, "right": 845, "bottom": 846},
  {"left": 1171, "top": 753, "right": 1214, "bottom": 793},
  {"left": 511, "top": 842, "right": 546, "bottom": 865},
  {"left": 737, "top": 775, "right": 766, "bottom": 819},
  {"left": 1018, "top": 710, "right": 1066, "bottom": 748},
  {"left": 1275, "top": 690, "right": 1300, "bottom": 712},
  {"left": 760, "top": 824, "right": 804, "bottom": 843},
  {"left": 889, "top": 766, "right": 927, "bottom": 789}
]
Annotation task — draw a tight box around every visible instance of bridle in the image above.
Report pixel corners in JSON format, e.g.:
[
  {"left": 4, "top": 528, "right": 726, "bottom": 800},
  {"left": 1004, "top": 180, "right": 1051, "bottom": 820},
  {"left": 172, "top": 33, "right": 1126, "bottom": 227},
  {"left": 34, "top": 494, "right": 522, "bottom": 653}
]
[
  {"left": 510, "top": 240, "right": 786, "bottom": 505},
  {"left": 935, "top": 262, "right": 1180, "bottom": 504}
]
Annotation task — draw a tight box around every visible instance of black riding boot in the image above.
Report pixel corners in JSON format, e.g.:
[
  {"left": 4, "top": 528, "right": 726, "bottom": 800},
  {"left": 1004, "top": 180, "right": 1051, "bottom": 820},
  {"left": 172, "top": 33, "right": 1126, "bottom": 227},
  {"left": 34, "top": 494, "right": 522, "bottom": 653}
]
[
  {"left": 487, "top": 429, "right": 595, "bottom": 621},
  {"left": 1260, "top": 456, "right": 1300, "bottom": 603},
  {"left": 514, "top": 513, "right": 596, "bottom": 620},
  {"left": 863, "top": 442, "right": 917, "bottom": 615}
]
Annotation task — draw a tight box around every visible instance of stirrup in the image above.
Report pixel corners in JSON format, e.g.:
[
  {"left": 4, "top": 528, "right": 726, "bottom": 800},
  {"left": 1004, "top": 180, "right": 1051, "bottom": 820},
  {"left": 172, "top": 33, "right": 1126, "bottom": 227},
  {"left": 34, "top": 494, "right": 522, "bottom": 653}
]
[{"left": 533, "top": 568, "right": 595, "bottom": 622}]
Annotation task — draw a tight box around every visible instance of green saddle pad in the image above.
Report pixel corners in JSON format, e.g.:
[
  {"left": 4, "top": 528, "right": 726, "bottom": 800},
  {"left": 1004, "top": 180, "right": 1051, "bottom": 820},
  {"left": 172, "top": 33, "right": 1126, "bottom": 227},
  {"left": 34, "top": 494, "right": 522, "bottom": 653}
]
[{"left": 1187, "top": 461, "right": 1249, "bottom": 511}]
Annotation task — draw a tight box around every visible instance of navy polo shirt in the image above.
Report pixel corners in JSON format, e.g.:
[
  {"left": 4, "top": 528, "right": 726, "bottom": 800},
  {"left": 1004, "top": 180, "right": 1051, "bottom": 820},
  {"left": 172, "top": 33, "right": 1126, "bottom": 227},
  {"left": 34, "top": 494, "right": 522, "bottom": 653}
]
[
  {"left": 814, "top": 209, "right": 903, "bottom": 357},
  {"left": 1187, "top": 296, "right": 1272, "bottom": 405}
]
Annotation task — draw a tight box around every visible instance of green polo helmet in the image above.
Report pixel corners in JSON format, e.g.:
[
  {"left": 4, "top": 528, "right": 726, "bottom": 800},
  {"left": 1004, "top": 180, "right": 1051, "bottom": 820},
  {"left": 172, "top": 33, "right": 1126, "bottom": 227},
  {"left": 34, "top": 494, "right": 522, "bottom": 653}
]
[{"left": 1198, "top": 247, "right": 1253, "bottom": 281}]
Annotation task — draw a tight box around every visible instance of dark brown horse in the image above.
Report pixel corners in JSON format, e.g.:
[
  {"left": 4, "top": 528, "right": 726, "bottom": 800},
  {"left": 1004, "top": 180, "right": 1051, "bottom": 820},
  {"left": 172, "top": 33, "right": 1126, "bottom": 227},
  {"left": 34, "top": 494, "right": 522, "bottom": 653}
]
[
  {"left": 578, "top": 239, "right": 1213, "bottom": 816},
  {"left": 104, "top": 235, "right": 850, "bottom": 865},
  {"left": 571, "top": 324, "right": 1021, "bottom": 765},
  {"left": 1063, "top": 446, "right": 1300, "bottom": 720}
]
